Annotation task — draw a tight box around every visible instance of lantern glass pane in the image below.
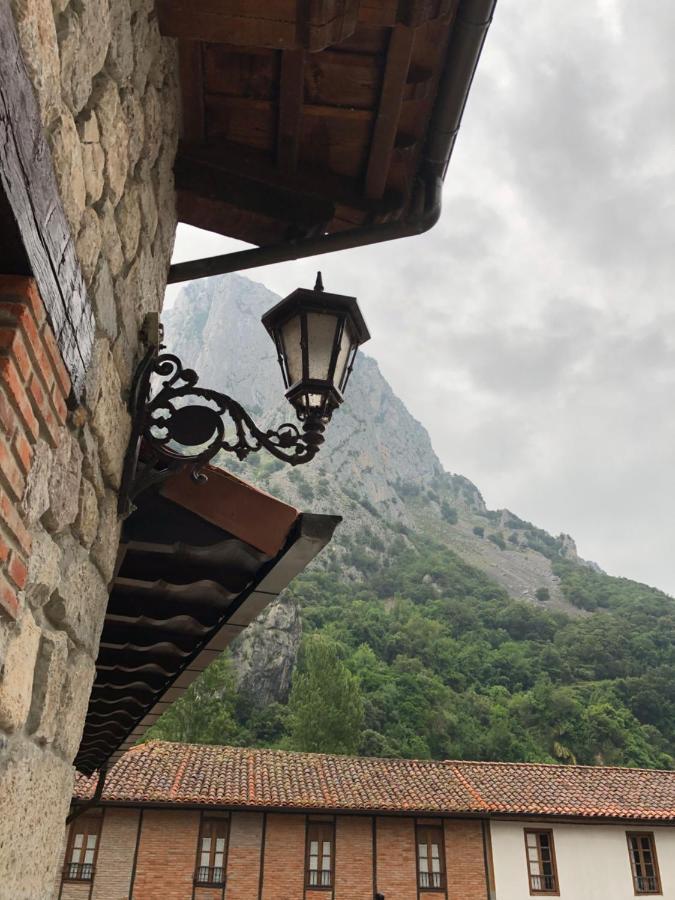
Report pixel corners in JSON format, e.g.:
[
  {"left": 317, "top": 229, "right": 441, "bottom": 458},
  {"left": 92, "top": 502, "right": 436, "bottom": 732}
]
[
  {"left": 306, "top": 311, "right": 340, "bottom": 381},
  {"left": 280, "top": 315, "right": 303, "bottom": 385},
  {"left": 334, "top": 320, "right": 356, "bottom": 390}
]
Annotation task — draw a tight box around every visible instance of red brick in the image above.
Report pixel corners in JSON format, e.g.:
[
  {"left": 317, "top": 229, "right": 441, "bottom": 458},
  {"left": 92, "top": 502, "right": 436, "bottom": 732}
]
[
  {"left": 0, "top": 435, "right": 26, "bottom": 501},
  {"left": 0, "top": 326, "right": 32, "bottom": 381},
  {"left": 261, "top": 813, "right": 305, "bottom": 900},
  {"left": 0, "top": 489, "right": 32, "bottom": 554},
  {"left": 132, "top": 809, "right": 201, "bottom": 900},
  {"left": 0, "top": 535, "right": 9, "bottom": 564},
  {"left": 335, "top": 815, "right": 373, "bottom": 900},
  {"left": 0, "top": 274, "right": 46, "bottom": 326},
  {"left": 28, "top": 373, "right": 61, "bottom": 447},
  {"left": 0, "top": 570, "right": 19, "bottom": 619},
  {"left": 225, "top": 812, "right": 264, "bottom": 900},
  {"left": 0, "top": 388, "right": 18, "bottom": 440},
  {"left": 376, "top": 816, "right": 417, "bottom": 900},
  {"left": 12, "top": 430, "right": 33, "bottom": 474},
  {"left": 7, "top": 551, "right": 28, "bottom": 591},
  {"left": 41, "top": 325, "right": 72, "bottom": 397},
  {"left": 0, "top": 357, "right": 39, "bottom": 439},
  {"left": 4, "top": 301, "right": 56, "bottom": 394}
]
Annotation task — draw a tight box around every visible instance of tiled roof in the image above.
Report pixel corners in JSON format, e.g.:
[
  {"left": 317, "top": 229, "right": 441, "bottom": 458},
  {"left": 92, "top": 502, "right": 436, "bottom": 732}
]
[{"left": 75, "top": 742, "right": 675, "bottom": 822}]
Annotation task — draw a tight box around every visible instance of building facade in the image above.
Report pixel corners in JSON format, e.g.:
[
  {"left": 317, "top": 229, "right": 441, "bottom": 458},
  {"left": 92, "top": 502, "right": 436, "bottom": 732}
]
[
  {"left": 57, "top": 742, "right": 675, "bottom": 900},
  {"left": 0, "top": 0, "right": 497, "bottom": 895}
]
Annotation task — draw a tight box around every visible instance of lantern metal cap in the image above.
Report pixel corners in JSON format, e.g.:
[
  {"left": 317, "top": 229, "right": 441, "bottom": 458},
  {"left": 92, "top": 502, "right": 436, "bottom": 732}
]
[{"left": 261, "top": 281, "right": 370, "bottom": 346}]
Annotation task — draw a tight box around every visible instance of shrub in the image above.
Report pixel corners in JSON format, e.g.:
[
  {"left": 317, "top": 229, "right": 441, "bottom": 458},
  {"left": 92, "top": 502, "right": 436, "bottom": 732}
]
[
  {"left": 535, "top": 587, "right": 551, "bottom": 602},
  {"left": 441, "top": 502, "right": 458, "bottom": 524},
  {"left": 473, "top": 526, "right": 485, "bottom": 538},
  {"left": 488, "top": 532, "right": 506, "bottom": 551}
]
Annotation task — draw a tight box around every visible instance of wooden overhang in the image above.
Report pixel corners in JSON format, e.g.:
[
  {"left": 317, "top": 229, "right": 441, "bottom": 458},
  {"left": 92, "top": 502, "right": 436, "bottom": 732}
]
[
  {"left": 161, "top": 0, "right": 496, "bottom": 266},
  {"left": 75, "top": 466, "right": 340, "bottom": 776}
]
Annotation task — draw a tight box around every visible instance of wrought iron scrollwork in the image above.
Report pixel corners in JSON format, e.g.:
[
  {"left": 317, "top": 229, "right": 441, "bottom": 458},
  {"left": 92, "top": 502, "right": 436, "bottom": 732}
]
[
  {"left": 119, "top": 348, "right": 324, "bottom": 513},
  {"left": 146, "top": 351, "right": 324, "bottom": 466}
]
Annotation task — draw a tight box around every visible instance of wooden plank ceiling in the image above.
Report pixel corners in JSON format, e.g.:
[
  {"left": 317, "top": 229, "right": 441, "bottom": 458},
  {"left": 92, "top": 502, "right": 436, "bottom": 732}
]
[{"left": 158, "top": 0, "right": 459, "bottom": 246}]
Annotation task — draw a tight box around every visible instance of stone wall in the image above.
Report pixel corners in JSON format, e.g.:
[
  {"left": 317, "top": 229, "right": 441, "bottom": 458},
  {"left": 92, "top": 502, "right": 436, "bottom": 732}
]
[{"left": 0, "top": 1, "right": 179, "bottom": 896}]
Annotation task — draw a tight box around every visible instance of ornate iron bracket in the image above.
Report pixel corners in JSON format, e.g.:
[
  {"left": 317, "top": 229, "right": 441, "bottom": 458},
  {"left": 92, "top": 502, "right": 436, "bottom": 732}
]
[{"left": 118, "top": 347, "right": 325, "bottom": 515}]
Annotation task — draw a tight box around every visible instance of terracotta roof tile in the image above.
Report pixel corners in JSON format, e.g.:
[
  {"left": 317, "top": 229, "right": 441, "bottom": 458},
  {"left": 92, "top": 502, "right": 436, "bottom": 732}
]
[{"left": 74, "top": 742, "right": 675, "bottom": 822}]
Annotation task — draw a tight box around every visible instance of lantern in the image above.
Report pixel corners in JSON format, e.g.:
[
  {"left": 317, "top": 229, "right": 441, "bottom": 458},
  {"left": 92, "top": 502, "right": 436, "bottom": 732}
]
[{"left": 262, "top": 273, "right": 370, "bottom": 424}]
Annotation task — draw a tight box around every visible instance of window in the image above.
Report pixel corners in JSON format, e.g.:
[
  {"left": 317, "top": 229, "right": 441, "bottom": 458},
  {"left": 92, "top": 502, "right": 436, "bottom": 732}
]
[
  {"left": 194, "top": 817, "right": 229, "bottom": 886},
  {"left": 417, "top": 825, "right": 446, "bottom": 891},
  {"left": 306, "top": 821, "right": 334, "bottom": 888},
  {"left": 63, "top": 818, "right": 101, "bottom": 882},
  {"left": 524, "top": 829, "right": 559, "bottom": 895},
  {"left": 627, "top": 832, "right": 662, "bottom": 895}
]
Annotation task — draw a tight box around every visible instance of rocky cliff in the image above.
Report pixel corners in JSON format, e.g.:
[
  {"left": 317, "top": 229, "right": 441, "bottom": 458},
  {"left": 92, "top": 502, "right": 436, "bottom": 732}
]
[{"left": 163, "top": 274, "right": 599, "bottom": 700}]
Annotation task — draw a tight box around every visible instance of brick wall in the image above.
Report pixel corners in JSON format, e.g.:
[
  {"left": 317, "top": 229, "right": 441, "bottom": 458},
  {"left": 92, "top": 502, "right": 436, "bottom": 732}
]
[
  {"left": 445, "top": 818, "right": 488, "bottom": 900},
  {"left": 226, "top": 812, "right": 264, "bottom": 900},
  {"left": 51, "top": 807, "right": 489, "bottom": 900},
  {"left": 335, "top": 814, "right": 373, "bottom": 900},
  {"left": 92, "top": 808, "right": 141, "bottom": 900},
  {"left": 131, "top": 809, "right": 201, "bottom": 900},
  {"left": 376, "top": 816, "right": 418, "bottom": 900},
  {"left": 260, "top": 813, "right": 306, "bottom": 900}
]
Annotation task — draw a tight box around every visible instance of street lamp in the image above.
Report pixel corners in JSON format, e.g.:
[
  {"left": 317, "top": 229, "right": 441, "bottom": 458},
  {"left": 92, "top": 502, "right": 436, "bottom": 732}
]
[
  {"left": 120, "top": 275, "right": 369, "bottom": 509},
  {"left": 262, "top": 272, "right": 370, "bottom": 433}
]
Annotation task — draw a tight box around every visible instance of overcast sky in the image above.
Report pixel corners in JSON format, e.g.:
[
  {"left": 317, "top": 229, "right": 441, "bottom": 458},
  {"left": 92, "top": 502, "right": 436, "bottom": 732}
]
[{"left": 167, "top": 1, "right": 675, "bottom": 595}]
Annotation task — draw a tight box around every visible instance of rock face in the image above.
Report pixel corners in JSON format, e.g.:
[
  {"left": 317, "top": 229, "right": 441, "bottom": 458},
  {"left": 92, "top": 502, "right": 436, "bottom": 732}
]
[
  {"left": 164, "top": 275, "right": 599, "bottom": 702},
  {"left": 229, "top": 595, "right": 302, "bottom": 705}
]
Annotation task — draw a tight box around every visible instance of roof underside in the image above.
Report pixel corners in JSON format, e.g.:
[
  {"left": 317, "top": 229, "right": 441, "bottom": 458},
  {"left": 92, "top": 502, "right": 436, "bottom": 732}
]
[
  {"left": 75, "top": 468, "right": 339, "bottom": 776},
  {"left": 76, "top": 742, "right": 675, "bottom": 823},
  {"left": 159, "top": 0, "right": 489, "bottom": 247}
]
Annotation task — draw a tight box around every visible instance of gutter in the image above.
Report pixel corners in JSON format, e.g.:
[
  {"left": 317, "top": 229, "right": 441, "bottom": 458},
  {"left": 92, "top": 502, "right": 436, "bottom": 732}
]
[{"left": 167, "top": 0, "right": 497, "bottom": 285}]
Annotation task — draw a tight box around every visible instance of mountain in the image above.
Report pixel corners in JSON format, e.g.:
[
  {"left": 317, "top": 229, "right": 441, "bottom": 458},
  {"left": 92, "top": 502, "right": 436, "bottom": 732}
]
[{"left": 154, "top": 275, "right": 675, "bottom": 768}]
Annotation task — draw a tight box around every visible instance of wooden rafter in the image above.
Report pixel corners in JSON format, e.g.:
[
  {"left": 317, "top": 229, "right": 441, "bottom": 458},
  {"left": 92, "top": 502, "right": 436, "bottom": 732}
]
[
  {"left": 277, "top": 50, "right": 305, "bottom": 174},
  {"left": 364, "top": 24, "right": 415, "bottom": 200}
]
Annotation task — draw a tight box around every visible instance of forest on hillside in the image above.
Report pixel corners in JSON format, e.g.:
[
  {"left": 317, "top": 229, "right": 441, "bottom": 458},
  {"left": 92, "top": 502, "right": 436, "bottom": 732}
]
[{"left": 148, "top": 536, "right": 675, "bottom": 769}]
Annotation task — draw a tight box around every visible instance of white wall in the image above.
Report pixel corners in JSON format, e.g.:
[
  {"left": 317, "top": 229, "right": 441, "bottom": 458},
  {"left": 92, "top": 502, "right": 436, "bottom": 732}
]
[{"left": 491, "top": 819, "right": 675, "bottom": 900}]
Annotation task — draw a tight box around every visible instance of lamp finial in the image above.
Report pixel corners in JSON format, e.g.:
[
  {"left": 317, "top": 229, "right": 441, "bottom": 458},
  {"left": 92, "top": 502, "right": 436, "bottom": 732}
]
[{"left": 314, "top": 271, "right": 324, "bottom": 292}]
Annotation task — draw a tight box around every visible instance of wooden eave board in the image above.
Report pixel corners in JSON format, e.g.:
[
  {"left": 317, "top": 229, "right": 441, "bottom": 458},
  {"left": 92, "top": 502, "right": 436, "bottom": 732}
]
[{"left": 173, "top": 9, "right": 457, "bottom": 246}]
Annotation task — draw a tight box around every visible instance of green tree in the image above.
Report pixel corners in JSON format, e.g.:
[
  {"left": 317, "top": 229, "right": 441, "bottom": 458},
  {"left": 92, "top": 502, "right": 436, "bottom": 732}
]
[
  {"left": 147, "top": 654, "right": 241, "bottom": 745},
  {"left": 288, "top": 636, "right": 364, "bottom": 754}
]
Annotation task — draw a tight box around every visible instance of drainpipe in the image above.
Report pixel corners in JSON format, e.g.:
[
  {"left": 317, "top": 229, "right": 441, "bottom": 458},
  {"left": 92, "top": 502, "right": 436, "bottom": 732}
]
[
  {"left": 66, "top": 766, "right": 107, "bottom": 825},
  {"left": 167, "top": 0, "right": 497, "bottom": 285}
]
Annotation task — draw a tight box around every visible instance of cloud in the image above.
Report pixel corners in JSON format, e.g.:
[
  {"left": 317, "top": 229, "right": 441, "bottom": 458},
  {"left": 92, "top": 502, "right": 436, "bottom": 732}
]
[{"left": 167, "top": 0, "right": 675, "bottom": 595}]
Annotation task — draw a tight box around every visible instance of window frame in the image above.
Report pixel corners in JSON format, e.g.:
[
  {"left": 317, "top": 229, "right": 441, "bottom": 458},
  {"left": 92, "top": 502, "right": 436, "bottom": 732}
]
[
  {"left": 524, "top": 828, "right": 560, "bottom": 896},
  {"left": 627, "top": 832, "right": 662, "bottom": 896},
  {"left": 416, "top": 824, "right": 447, "bottom": 892},
  {"left": 305, "top": 819, "right": 335, "bottom": 890},
  {"left": 62, "top": 816, "right": 102, "bottom": 883},
  {"left": 194, "top": 815, "right": 230, "bottom": 887}
]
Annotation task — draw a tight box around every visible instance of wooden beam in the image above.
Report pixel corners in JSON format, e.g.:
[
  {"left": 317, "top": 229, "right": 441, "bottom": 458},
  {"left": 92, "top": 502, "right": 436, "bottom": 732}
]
[
  {"left": 157, "top": 0, "right": 358, "bottom": 51},
  {"left": 364, "top": 24, "right": 415, "bottom": 200},
  {"left": 178, "top": 139, "right": 404, "bottom": 217},
  {"left": 178, "top": 41, "right": 205, "bottom": 141},
  {"left": 277, "top": 50, "right": 304, "bottom": 174},
  {"left": 0, "top": 0, "right": 93, "bottom": 396}
]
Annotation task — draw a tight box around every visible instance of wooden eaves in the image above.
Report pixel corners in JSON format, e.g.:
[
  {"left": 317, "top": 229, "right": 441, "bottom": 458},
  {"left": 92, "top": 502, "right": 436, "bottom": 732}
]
[
  {"left": 164, "top": 0, "right": 498, "bottom": 284},
  {"left": 75, "top": 465, "right": 340, "bottom": 776}
]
